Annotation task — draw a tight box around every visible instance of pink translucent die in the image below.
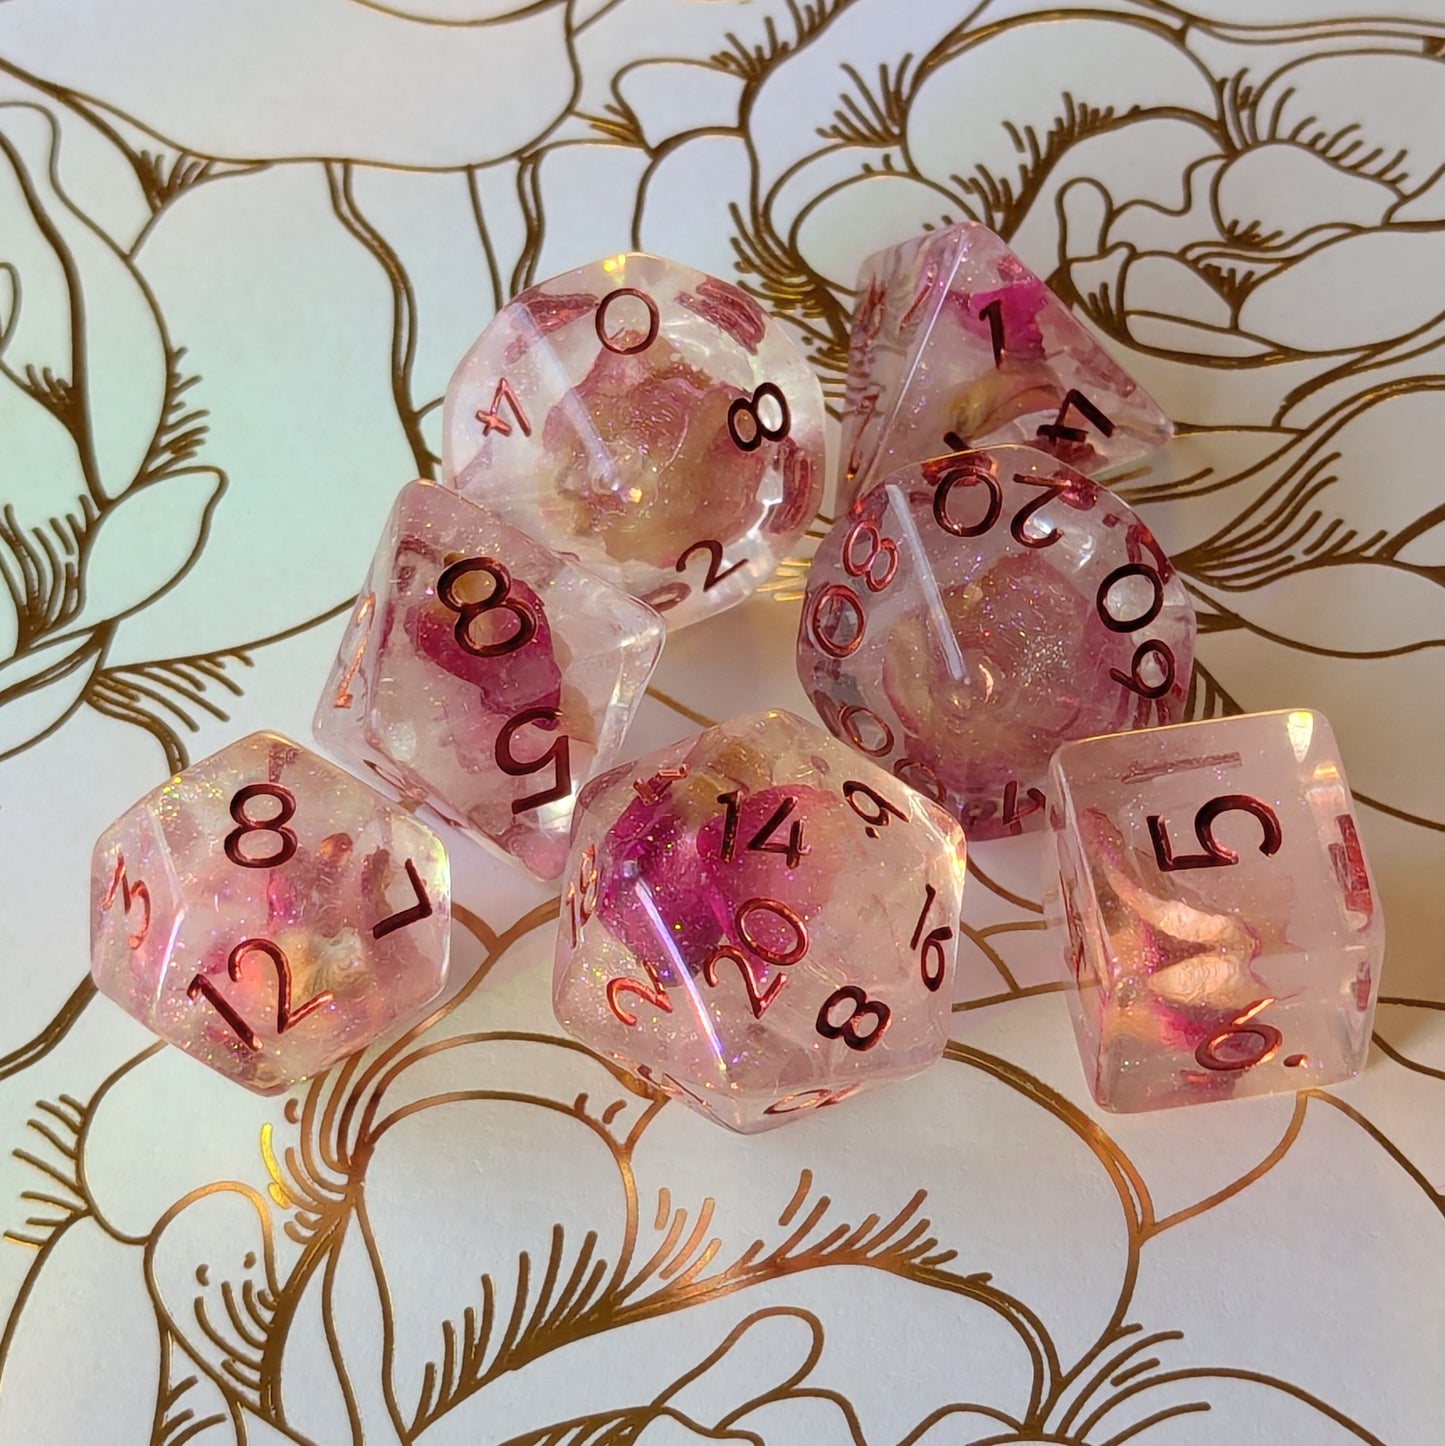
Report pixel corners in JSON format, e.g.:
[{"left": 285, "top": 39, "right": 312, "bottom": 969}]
[
  {"left": 552, "top": 709, "right": 967, "bottom": 1133},
  {"left": 315, "top": 481, "right": 663, "bottom": 881},
  {"left": 839, "top": 221, "right": 1171, "bottom": 508},
  {"left": 1042, "top": 710, "right": 1384, "bottom": 1112},
  {"left": 797, "top": 448, "right": 1196, "bottom": 841},
  {"left": 442, "top": 252, "right": 825, "bottom": 628},
  {"left": 90, "top": 732, "right": 451, "bottom": 1095}
]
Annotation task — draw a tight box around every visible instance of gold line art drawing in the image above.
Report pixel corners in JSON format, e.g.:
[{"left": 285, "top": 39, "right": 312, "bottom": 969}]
[{"left": 2, "top": 1, "right": 1443, "bottom": 1440}]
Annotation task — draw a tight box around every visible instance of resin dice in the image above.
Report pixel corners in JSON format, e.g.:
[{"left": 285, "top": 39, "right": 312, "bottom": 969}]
[
  {"left": 441, "top": 252, "right": 825, "bottom": 627},
  {"left": 315, "top": 480, "right": 663, "bottom": 881},
  {"left": 552, "top": 709, "right": 967, "bottom": 1132},
  {"left": 797, "top": 448, "right": 1195, "bottom": 840},
  {"left": 1042, "top": 710, "right": 1383, "bottom": 1112},
  {"left": 90, "top": 732, "right": 450, "bottom": 1094},
  {"left": 839, "top": 221, "right": 1171, "bottom": 507}
]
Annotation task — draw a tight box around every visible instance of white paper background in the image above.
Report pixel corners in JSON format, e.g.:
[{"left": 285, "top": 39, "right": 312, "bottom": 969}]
[{"left": 2, "top": 2, "right": 1443, "bottom": 1441}]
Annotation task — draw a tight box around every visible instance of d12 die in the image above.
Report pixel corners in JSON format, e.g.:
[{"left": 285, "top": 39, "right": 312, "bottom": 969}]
[
  {"left": 797, "top": 448, "right": 1196, "bottom": 841},
  {"left": 1042, "top": 710, "right": 1384, "bottom": 1112},
  {"left": 442, "top": 252, "right": 825, "bottom": 628},
  {"left": 839, "top": 221, "right": 1171, "bottom": 507},
  {"left": 315, "top": 480, "right": 664, "bottom": 881},
  {"left": 552, "top": 709, "right": 967, "bottom": 1133},
  {"left": 91, "top": 732, "right": 450, "bottom": 1094}
]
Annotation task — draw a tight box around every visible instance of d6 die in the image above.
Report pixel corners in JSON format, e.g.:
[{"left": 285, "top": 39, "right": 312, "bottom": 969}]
[
  {"left": 91, "top": 732, "right": 450, "bottom": 1094},
  {"left": 552, "top": 710, "right": 967, "bottom": 1132},
  {"left": 442, "top": 252, "right": 825, "bottom": 627},
  {"left": 1042, "top": 710, "right": 1384, "bottom": 1112},
  {"left": 315, "top": 480, "right": 664, "bottom": 881},
  {"left": 797, "top": 448, "right": 1196, "bottom": 840},
  {"left": 840, "top": 221, "right": 1170, "bottom": 507}
]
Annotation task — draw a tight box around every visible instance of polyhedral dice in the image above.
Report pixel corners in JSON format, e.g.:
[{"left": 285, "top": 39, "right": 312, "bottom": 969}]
[
  {"left": 315, "top": 480, "right": 664, "bottom": 881},
  {"left": 1042, "top": 710, "right": 1384, "bottom": 1112},
  {"left": 90, "top": 732, "right": 450, "bottom": 1094},
  {"left": 552, "top": 709, "right": 967, "bottom": 1132},
  {"left": 797, "top": 448, "right": 1196, "bottom": 840},
  {"left": 840, "top": 221, "right": 1171, "bottom": 507},
  {"left": 442, "top": 253, "right": 825, "bottom": 628}
]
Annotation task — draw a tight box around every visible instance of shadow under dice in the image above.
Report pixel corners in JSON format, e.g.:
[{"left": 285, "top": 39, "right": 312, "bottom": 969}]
[
  {"left": 797, "top": 448, "right": 1196, "bottom": 841},
  {"left": 315, "top": 481, "right": 664, "bottom": 882},
  {"left": 1042, "top": 710, "right": 1385, "bottom": 1112},
  {"left": 551, "top": 710, "right": 967, "bottom": 1133},
  {"left": 90, "top": 732, "right": 451, "bottom": 1094},
  {"left": 441, "top": 252, "right": 825, "bottom": 628},
  {"left": 839, "top": 221, "right": 1171, "bottom": 508}
]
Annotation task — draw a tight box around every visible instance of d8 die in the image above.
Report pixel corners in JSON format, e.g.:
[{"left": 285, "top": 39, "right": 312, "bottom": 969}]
[
  {"left": 315, "top": 480, "right": 664, "bottom": 881},
  {"left": 442, "top": 252, "right": 825, "bottom": 628},
  {"left": 552, "top": 709, "right": 967, "bottom": 1132},
  {"left": 91, "top": 732, "right": 450, "bottom": 1094},
  {"left": 797, "top": 448, "right": 1196, "bottom": 840},
  {"left": 1042, "top": 710, "right": 1384, "bottom": 1112},
  {"left": 840, "top": 221, "right": 1170, "bottom": 507}
]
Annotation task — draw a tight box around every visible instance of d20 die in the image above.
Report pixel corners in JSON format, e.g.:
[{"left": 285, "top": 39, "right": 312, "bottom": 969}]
[
  {"left": 797, "top": 448, "right": 1195, "bottom": 841},
  {"left": 441, "top": 252, "right": 825, "bottom": 628},
  {"left": 839, "top": 221, "right": 1171, "bottom": 507},
  {"left": 91, "top": 732, "right": 450, "bottom": 1095},
  {"left": 315, "top": 480, "right": 663, "bottom": 882},
  {"left": 552, "top": 709, "right": 967, "bottom": 1132},
  {"left": 1042, "top": 710, "right": 1384, "bottom": 1112}
]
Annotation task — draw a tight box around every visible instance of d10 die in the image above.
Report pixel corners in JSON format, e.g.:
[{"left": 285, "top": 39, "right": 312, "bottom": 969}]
[
  {"left": 552, "top": 709, "right": 967, "bottom": 1132},
  {"left": 441, "top": 252, "right": 825, "bottom": 628},
  {"left": 91, "top": 732, "right": 450, "bottom": 1094},
  {"left": 797, "top": 448, "right": 1196, "bottom": 841},
  {"left": 839, "top": 221, "right": 1171, "bottom": 507},
  {"left": 1042, "top": 710, "right": 1384, "bottom": 1112},
  {"left": 315, "top": 480, "right": 664, "bottom": 881}
]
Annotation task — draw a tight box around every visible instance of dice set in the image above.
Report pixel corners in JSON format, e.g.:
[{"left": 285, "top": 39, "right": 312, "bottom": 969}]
[{"left": 87, "top": 227, "right": 1385, "bottom": 1126}]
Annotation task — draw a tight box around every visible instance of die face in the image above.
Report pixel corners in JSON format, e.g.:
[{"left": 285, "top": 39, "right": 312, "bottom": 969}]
[
  {"left": 797, "top": 449, "right": 1196, "bottom": 841},
  {"left": 551, "top": 709, "right": 966, "bottom": 1133},
  {"left": 314, "top": 481, "right": 664, "bottom": 881},
  {"left": 1045, "top": 710, "right": 1384, "bottom": 1112},
  {"left": 90, "top": 732, "right": 451, "bottom": 1094},
  {"left": 441, "top": 253, "right": 825, "bottom": 628},
  {"left": 839, "top": 223, "right": 1172, "bottom": 508}
]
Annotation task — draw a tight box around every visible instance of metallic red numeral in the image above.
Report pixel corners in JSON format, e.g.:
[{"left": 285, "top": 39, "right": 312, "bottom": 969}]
[
  {"left": 764, "top": 1084, "right": 860, "bottom": 1116},
  {"left": 816, "top": 984, "right": 891, "bottom": 1051},
  {"left": 910, "top": 883, "right": 952, "bottom": 993},
  {"left": 437, "top": 557, "right": 537, "bottom": 658},
  {"left": 606, "top": 959, "right": 672, "bottom": 1027},
  {"left": 332, "top": 591, "right": 375, "bottom": 709},
  {"left": 842, "top": 780, "right": 906, "bottom": 836},
  {"left": 633, "top": 766, "right": 689, "bottom": 806},
  {"left": 371, "top": 859, "right": 433, "bottom": 940},
  {"left": 475, "top": 377, "right": 531, "bottom": 438},
  {"left": 841, "top": 519, "right": 898, "bottom": 592},
  {"left": 1110, "top": 639, "right": 1176, "bottom": 699},
  {"left": 702, "top": 946, "right": 786, "bottom": 1018},
  {"left": 103, "top": 853, "right": 150, "bottom": 949},
  {"left": 807, "top": 583, "right": 866, "bottom": 658},
  {"left": 932, "top": 459, "right": 1003, "bottom": 538},
  {"left": 676, "top": 538, "right": 745, "bottom": 592},
  {"left": 1008, "top": 475, "right": 1070, "bottom": 549},
  {"left": 1329, "top": 814, "right": 1373, "bottom": 918},
  {"left": 1096, "top": 562, "right": 1165, "bottom": 635},
  {"left": 563, "top": 843, "right": 599, "bottom": 948},
  {"left": 187, "top": 938, "right": 333, "bottom": 1050},
  {"left": 1148, "top": 795, "right": 1284, "bottom": 872},
  {"left": 980, "top": 297, "right": 1005, "bottom": 367},
  {"left": 1037, "top": 388, "right": 1115, "bottom": 446},
  {"left": 1195, "top": 1001, "right": 1284, "bottom": 1073},
  {"left": 1001, "top": 780, "right": 1046, "bottom": 833},
  {"left": 893, "top": 756, "right": 946, "bottom": 804},
  {"left": 702, "top": 898, "right": 808, "bottom": 1018},
  {"left": 727, "top": 382, "right": 790, "bottom": 452},
  {"left": 596, "top": 287, "right": 660, "bottom": 354},
  {"left": 224, "top": 784, "right": 298, "bottom": 869},
  {"left": 717, "top": 792, "right": 808, "bottom": 867},
  {"left": 495, "top": 707, "right": 573, "bottom": 814}
]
